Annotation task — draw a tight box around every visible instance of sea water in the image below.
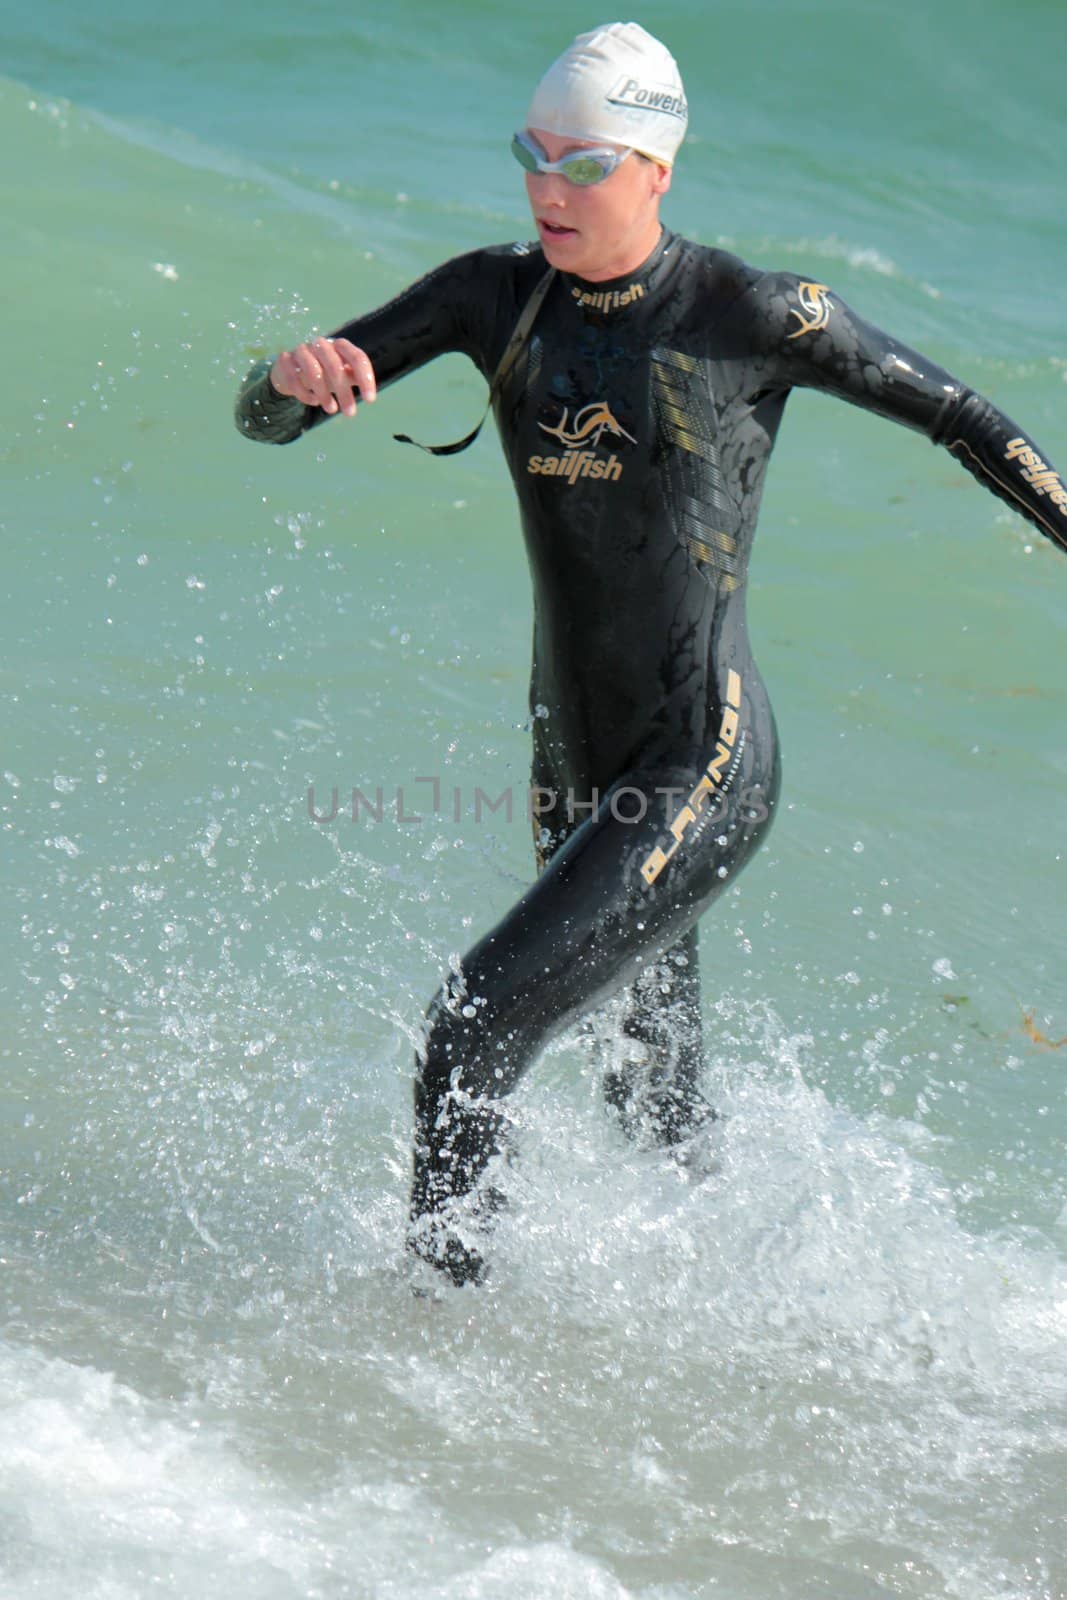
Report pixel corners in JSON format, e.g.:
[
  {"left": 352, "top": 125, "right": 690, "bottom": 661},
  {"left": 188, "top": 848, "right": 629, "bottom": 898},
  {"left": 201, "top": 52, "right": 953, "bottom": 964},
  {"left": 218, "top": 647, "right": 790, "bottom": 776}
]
[{"left": 2, "top": 1, "right": 1066, "bottom": 1595}]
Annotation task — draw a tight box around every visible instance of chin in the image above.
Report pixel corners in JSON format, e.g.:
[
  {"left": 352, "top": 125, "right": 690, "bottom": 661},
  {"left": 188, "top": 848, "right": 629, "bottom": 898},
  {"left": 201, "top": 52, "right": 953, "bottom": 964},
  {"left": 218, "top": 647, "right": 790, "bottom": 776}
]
[
  {"left": 546, "top": 240, "right": 594, "bottom": 276},
  {"left": 543, "top": 239, "right": 572, "bottom": 267}
]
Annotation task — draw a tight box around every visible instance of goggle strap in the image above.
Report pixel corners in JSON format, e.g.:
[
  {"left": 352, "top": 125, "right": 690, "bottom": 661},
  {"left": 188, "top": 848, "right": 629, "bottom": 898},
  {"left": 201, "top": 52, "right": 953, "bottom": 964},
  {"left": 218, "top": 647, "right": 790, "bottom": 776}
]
[{"left": 395, "top": 265, "right": 557, "bottom": 457}]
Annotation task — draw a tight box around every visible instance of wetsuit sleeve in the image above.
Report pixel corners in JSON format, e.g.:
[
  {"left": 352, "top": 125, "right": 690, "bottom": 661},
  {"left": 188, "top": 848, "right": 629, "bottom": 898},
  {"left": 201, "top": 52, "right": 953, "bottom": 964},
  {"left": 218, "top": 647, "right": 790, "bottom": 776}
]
[
  {"left": 752, "top": 274, "right": 1067, "bottom": 556},
  {"left": 233, "top": 248, "right": 499, "bottom": 445}
]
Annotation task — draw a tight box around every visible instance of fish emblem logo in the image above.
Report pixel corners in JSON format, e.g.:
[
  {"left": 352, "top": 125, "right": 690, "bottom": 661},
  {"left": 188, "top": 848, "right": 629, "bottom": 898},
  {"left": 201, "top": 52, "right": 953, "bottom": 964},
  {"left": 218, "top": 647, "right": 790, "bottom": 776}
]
[
  {"left": 538, "top": 401, "right": 638, "bottom": 451},
  {"left": 787, "top": 281, "right": 832, "bottom": 340}
]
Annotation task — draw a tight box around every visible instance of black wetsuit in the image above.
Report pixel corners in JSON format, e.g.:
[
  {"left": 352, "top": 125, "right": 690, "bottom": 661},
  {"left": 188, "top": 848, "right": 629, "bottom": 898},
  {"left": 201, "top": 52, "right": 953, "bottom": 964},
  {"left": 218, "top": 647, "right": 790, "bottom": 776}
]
[{"left": 235, "top": 226, "right": 1066, "bottom": 1284}]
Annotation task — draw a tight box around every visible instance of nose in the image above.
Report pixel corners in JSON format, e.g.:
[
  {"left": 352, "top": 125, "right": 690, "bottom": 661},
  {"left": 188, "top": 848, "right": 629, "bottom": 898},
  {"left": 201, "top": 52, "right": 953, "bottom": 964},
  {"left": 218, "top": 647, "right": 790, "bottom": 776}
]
[{"left": 526, "top": 171, "right": 569, "bottom": 208}]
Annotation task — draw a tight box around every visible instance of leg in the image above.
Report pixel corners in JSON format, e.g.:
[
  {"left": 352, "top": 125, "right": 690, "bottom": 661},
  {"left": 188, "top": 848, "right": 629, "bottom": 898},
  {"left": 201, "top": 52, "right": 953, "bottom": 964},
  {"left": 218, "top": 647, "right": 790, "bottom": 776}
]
[
  {"left": 599, "top": 924, "right": 716, "bottom": 1147},
  {"left": 409, "top": 742, "right": 780, "bottom": 1285},
  {"left": 536, "top": 779, "right": 711, "bottom": 1148}
]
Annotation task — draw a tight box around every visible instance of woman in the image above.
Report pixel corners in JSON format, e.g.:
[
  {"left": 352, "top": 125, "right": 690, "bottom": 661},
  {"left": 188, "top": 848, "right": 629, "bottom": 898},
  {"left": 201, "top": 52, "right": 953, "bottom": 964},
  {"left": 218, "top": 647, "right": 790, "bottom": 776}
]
[{"left": 236, "top": 22, "right": 1066, "bottom": 1285}]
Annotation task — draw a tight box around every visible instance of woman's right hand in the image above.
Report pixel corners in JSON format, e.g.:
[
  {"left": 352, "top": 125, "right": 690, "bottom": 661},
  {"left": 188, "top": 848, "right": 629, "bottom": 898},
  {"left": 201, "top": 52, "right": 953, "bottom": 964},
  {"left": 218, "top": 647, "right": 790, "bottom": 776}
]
[{"left": 269, "top": 337, "right": 378, "bottom": 418}]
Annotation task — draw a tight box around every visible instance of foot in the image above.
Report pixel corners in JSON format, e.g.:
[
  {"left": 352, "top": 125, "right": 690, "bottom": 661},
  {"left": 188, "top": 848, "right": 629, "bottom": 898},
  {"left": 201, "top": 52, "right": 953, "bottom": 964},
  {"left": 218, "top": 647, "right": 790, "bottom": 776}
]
[
  {"left": 604, "top": 1065, "right": 719, "bottom": 1152},
  {"left": 406, "top": 1218, "right": 488, "bottom": 1289},
  {"left": 669, "top": 1105, "right": 724, "bottom": 1182}
]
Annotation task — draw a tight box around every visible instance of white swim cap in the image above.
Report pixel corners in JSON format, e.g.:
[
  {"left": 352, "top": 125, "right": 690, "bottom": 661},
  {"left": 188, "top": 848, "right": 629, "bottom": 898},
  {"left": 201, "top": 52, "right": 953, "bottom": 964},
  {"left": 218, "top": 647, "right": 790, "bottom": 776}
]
[{"left": 526, "top": 21, "right": 688, "bottom": 167}]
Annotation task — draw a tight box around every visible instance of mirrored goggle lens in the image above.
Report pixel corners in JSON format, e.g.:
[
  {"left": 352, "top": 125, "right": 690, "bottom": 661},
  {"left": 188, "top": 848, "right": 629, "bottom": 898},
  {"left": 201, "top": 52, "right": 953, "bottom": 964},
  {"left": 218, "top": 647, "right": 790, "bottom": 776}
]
[
  {"left": 510, "top": 133, "right": 614, "bottom": 185},
  {"left": 511, "top": 133, "right": 541, "bottom": 173},
  {"left": 560, "top": 156, "right": 610, "bottom": 185}
]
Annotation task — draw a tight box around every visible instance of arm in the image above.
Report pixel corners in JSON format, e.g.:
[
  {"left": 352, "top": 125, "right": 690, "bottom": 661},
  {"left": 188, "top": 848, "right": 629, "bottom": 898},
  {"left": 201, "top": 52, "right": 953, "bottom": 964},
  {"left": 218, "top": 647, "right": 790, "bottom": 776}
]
[
  {"left": 233, "top": 247, "right": 497, "bottom": 446},
  {"left": 753, "top": 273, "right": 1067, "bottom": 556}
]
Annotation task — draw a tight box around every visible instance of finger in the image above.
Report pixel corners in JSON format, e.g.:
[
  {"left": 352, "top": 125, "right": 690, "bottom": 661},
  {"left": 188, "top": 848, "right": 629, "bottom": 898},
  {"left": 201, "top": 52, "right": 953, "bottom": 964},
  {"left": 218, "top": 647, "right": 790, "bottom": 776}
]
[
  {"left": 332, "top": 340, "right": 378, "bottom": 404},
  {"left": 310, "top": 337, "right": 363, "bottom": 417},
  {"left": 312, "top": 337, "right": 377, "bottom": 417},
  {"left": 279, "top": 339, "right": 376, "bottom": 416},
  {"left": 278, "top": 346, "right": 327, "bottom": 408},
  {"left": 296, "top": 342, "right": 344, "bottom": 412},
  {"left": 293, "top": 343, "right": 348, "bottom": 414},
  {"left": 270, "top": 351, "right": 315, "bottom": 403}
]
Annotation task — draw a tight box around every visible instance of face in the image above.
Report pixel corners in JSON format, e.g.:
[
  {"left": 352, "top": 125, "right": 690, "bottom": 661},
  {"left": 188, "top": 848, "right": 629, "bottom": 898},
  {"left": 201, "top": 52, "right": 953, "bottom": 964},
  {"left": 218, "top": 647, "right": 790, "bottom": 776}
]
[{"left": 524, "top": 127, "right": 672, "bottom": 283}]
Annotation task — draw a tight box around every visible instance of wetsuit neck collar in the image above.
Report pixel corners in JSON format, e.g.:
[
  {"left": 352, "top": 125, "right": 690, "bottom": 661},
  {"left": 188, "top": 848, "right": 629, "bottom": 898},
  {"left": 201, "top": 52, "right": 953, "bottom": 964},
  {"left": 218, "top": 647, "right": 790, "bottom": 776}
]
[{"left": 563, "top": 226, "right": 674, "bottom": 313}]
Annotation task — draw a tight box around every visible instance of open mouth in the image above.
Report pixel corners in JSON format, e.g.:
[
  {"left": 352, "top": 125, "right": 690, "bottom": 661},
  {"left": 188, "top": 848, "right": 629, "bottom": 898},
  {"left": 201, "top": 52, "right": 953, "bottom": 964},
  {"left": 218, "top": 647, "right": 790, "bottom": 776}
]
[{"left": 538, "top": 219, "right": 577, "bottom": 239}]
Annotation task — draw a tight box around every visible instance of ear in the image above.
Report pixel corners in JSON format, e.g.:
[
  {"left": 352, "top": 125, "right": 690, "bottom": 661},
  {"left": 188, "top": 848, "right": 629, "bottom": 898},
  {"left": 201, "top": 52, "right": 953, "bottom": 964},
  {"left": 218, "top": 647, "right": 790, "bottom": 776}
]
[{"left": 650, "top": 161, "right": 672, "bottom": 198}]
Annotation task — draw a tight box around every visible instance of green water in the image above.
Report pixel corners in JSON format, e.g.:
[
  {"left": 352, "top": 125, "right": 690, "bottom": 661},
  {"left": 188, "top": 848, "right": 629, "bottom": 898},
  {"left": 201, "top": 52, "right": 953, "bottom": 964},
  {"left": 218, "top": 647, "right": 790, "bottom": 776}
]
[{"left": 2, "top": 3, "right": 1066, "bottom": 1595}]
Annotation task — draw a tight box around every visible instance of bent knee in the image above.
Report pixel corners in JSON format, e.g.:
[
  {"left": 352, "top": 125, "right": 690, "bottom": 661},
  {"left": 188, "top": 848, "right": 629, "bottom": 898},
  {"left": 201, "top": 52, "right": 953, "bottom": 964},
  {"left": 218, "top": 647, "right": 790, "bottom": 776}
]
[{"left": 415, "top": 978, "right": 554, "bottom": 1103}]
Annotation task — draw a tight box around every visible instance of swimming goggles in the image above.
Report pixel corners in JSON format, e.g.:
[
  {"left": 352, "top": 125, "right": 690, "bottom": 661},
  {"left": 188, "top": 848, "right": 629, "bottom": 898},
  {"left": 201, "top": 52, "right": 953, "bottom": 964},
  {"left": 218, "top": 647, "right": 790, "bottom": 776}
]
[{"left": 511, "top": 129, "right": 633, "bottom": 186}]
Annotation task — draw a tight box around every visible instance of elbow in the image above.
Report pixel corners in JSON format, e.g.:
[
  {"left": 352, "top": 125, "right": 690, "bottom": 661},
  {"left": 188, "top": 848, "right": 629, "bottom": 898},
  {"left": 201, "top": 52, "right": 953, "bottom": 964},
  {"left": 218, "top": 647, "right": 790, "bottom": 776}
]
[{"left": 931, "top": 386, "right": 987, "bottom": 451}]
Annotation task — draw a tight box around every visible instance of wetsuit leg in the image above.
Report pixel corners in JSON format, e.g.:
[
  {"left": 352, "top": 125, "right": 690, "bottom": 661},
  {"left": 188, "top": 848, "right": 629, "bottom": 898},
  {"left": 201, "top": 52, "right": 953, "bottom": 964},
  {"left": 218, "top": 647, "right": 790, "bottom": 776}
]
[
  {"left": 531, "top": 784, "right": 710, "bottom": 1139},
  {"left": 408, "top": 738, "right": 780, "bottom": 1286},
  {"left": 598, "top": 924, "right": 715, "bottom": 1146},
  {"left": 534, "top": 788, "right": 711, "bottom": 1147}
]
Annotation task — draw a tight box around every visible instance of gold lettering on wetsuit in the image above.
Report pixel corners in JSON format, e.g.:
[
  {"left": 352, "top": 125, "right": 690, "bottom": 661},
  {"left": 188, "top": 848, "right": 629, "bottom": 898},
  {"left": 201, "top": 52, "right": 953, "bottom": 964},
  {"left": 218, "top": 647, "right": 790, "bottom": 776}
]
[
  {"left": 787, "top": 281, "right": 832, "bottom": 340},
  {"left": 1004, "top": 438, "right": 1067, "bottom": 518},
  {"left": 570, "top": 281, "right": 646, "bottom": 314},
  {"left": 640, "top": 670, "right": 744, "bottom": 887},
  {"left": 528, "top": 399, "right": 636, "bottom": 482},
  {"left": 527, "top": 451, "right": 623, "bottom": 484}
]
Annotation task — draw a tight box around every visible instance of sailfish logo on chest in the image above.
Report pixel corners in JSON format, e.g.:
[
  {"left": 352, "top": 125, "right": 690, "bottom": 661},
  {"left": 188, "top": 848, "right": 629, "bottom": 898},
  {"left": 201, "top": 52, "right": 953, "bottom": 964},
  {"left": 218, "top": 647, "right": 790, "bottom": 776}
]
[{"left": 538, "top": 401, "right": 638, "bottom": 450}]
